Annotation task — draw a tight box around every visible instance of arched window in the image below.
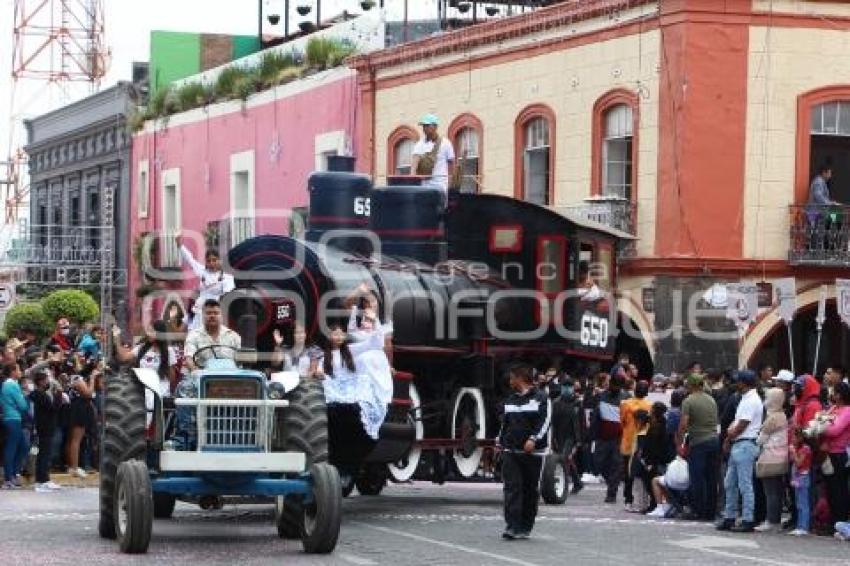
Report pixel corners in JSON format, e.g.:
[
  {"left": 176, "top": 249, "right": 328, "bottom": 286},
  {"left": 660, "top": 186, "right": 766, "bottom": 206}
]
[
  {"left": 795, "top": 87, "right": 850, "bottom": 203},
  {"left": 387, "top": 125, "right": 418, "bottom": 177},
  {"left": 602, "top": 104, "right": 634, "bottom": 199},
  {"left": 515, "top": 105, "right": 555, "bottom": 206},
  {"left": 394, "top": 139, "right": 414, "bottom": 175},
  {"left": 592, "top": 89, "right": 639, "bottom": 201},
  {"left": 449, "top": 114, "right": 483, "bottom": 193}
]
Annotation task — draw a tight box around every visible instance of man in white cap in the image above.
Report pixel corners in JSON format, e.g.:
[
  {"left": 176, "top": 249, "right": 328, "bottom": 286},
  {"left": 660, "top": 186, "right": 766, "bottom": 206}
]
[{"left": 411, "top": 113, "right": 455, "bottom": 193}]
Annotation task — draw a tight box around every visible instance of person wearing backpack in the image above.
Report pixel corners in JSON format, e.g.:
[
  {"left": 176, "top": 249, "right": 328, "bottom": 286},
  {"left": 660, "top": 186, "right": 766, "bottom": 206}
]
[{"left": 411, "top": 114, "right": 456, "bottom": 193}]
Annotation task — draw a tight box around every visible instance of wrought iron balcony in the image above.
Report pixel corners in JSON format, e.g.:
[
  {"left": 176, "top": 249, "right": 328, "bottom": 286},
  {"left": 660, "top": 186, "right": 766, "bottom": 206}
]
[
  {"left": 788, "top": 204, "right": 850, "bottom": 266},
  {"left": 560, "top": 196, "right": 638, "bottom": 258},
  {"left": 570, "top": 196, "right": 637, "bottom": 235}
]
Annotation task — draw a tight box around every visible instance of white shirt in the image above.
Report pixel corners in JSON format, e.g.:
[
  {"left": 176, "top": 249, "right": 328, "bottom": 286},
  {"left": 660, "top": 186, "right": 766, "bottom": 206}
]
[
  {"left": 412, "top": 137, "right": 455, "bottom": 191},
  {"left": 132, "top": 344, "right": 178, "bottom": 397},
  {"left": 180, "top": 245, "right": 235, "bottom": 330},
  {"left": 733, "top": 388, "right": 764, "bottom": 440},
  {"left": 184, "top": 325, "right": 242, "bottom": 368}
]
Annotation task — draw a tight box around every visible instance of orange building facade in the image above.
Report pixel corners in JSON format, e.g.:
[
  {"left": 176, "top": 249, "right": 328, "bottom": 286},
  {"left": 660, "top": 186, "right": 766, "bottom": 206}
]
[{"left": 352, "top": 0, "right": 850, "bottom": 375}]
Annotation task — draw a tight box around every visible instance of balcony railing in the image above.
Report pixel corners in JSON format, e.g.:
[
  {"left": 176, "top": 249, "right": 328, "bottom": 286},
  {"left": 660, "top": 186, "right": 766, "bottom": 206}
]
[
  {"left": 561, "top": 196, "right": 637, "bottom": 258},
  {"left": 789, "top": 204, "right": 850, "bottom": 266},
  {"left": 0, "top": 224, "right": 115, "bottom": 267},
  {"left": 571, "top": 196, "right": 637, "bottom": 235}
]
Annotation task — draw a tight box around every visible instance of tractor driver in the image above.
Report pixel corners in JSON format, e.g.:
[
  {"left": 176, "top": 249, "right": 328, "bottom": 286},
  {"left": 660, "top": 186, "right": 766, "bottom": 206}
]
[{"left": 184, "top": 299, "right": 242, "bottom": 370}]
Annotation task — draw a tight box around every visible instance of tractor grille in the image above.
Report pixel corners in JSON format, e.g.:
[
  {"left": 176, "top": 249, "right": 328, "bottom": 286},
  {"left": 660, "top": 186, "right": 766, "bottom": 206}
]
[
  {"left": 203, "top": 405, "right": 259, "bottom": 449},
  {"left": 195, "top": 401, "right": 274, "bottom": 451}
]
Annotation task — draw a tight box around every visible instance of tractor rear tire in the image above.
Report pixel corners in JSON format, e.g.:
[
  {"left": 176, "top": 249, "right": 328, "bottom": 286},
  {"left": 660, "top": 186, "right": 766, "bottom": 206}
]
[
  {"left": 274, "top": 379, "right": 329, "bottom": 539},
  {"left": 540, "top": 454, "right": 569, "bottom": 505},
  {"left": 301, "top": 463, "right": 342, "bottom": 554},
  {"left": 114, "top": 460, "right": 153, "bottom": 554},
  {"left": 153, "top": 492, "right": 176, "bottom": 519},
  {"left": 99, "top": 369, "right": 146, "bottom": 539}
]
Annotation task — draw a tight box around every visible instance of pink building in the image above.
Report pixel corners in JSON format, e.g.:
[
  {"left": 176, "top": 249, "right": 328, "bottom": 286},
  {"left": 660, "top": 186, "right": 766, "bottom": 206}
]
[{"left": 129, "top": 67, "right": 359, "bottom": 326}]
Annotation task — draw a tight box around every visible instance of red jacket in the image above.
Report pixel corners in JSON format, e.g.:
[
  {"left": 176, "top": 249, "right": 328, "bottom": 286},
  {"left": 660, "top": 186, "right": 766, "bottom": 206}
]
[{"left": 791, "top": 375, "right": 822, "bottom": 434}]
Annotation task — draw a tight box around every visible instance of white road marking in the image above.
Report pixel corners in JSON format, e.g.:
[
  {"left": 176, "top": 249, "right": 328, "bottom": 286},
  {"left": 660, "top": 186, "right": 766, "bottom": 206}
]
[
  {"left": 339, "top": 553, "right": 378, "bottom": 565},
  {"left": 668, "top": 535, "right": 801, "bottom": 566},
  {"left": 351, "top": 521, "right": 542, "bottom": 566}
]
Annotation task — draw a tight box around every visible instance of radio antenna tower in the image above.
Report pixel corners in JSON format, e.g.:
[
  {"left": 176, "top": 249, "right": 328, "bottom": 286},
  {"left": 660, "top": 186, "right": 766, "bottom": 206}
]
[{"left": 4, "top": 1, "right": 108, "bottom": 226}]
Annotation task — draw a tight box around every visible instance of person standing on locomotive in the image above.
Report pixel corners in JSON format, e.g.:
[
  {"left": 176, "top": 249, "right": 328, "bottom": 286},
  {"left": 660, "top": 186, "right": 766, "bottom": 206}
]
[
  {"left": 184, "top": 299, "right": 242, "bottom": 370},
  {"left": 410, "top": 114, "right": 455, "bottom": 193},
  {"left": 175, "top": 231, "right": 235, "bottom": 331},
  {"left": 498, "top": 363, "right": 551, "bottom": 541}
]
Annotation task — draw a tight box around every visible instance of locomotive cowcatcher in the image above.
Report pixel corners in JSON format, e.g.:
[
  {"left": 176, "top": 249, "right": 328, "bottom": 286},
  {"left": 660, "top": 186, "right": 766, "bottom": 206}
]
[{"left": 223, "top": 171, "right": 630, "bottom": 500}]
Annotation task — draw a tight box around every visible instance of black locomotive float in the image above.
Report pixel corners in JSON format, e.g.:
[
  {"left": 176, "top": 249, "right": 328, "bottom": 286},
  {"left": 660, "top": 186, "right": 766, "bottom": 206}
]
[{"left": 223, "top": 171, "right": 627, "bottom": 497}]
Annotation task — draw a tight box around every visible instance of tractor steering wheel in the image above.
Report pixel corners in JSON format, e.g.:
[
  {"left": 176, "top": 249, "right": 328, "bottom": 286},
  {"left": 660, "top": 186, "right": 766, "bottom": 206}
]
[{"left": 191, "top": 344, "right": 240, "bottom": 369}]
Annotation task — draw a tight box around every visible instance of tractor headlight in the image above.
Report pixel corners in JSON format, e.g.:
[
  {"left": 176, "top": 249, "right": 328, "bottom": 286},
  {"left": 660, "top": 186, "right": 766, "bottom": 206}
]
[
  {"left": 268, "top": 381, "right": 286, "bottom": 400},
  {"left": 176, "top": 379, "right": 198, "bottom": 399}
]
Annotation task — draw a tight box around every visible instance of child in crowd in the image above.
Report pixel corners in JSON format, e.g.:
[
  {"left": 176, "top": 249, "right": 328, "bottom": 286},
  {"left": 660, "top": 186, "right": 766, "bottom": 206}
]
[{"left": 789, "top": 427, "right": 812, "bottom": 536}]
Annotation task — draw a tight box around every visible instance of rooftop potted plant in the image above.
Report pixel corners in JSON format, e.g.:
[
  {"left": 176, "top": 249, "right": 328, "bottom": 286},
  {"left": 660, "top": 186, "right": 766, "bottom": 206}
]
[
  {"left": 458, "top": 2, "right": 471, "bottom": 14},
  {"left": 360, "top": 0, "right": 375, "bottom": 10},
  {"left": 486, "top": 6, "right": 499, "bottom": 16},
  {"left": 296, "top": 4, "right": 311, "bottom": 16}
]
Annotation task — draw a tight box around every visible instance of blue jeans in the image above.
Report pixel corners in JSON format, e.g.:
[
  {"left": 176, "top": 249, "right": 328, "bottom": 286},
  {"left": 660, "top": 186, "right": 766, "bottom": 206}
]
[
  {"left": 3, "top": 420, "right": 27, "bottom": 482},
  {"left": 723, "top": 440, "right": 758, "bottom": 522},
  {"left": 795, "top": 474, "right": 811, "bottom": 532},
  {"left": 688, "top": 437, "right": 720, "bottom": 519}
]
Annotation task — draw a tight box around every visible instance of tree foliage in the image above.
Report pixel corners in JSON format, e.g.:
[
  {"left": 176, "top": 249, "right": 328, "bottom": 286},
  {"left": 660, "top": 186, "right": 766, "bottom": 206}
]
[{"left": 41, "top": 289, "right": 100, "bottom": 324}]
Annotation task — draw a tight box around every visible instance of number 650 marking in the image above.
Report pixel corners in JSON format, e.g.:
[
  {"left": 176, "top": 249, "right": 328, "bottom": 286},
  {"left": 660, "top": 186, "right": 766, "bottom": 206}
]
[{"left": 580, "top": 313, "right": 609, "bottom": 348}]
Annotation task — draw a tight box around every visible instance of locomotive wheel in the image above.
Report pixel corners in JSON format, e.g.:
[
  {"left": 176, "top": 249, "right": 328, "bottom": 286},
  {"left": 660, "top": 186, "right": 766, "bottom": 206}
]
[
  {"left": 540, "top": 454, "right": 569, "bottom": 505},
  {"left": 99, "top": 369, "right": 146, "bottom": 539},
  {"left": 387, "top": 383, "right": 423, "bottom": 483},
  {"left": 449, "top": 388, "right": 486, "bottom": 478},
  {"left": 274, "top": 379, "right": 329, "bottom": 539}
]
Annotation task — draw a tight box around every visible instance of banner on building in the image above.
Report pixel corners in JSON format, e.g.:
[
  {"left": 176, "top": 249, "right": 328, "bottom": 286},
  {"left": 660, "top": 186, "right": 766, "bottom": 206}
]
[
  {"left": 726, "top": 282, "right": 759, "bottom": 328},
  {"left": 774, "top": 278, "right": 796, "bottom": 324},
  {"left": 836, "top": 279, "right": 850, "bottom": 328}
]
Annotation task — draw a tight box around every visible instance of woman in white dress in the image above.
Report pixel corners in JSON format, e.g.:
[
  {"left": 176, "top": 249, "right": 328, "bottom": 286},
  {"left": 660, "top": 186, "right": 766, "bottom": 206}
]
[
  {"left": 344, "top": 283, "right": 394, "bottom": 410},
  {"left": 308, "top": 323, "right": 386, "bottom": 440}
]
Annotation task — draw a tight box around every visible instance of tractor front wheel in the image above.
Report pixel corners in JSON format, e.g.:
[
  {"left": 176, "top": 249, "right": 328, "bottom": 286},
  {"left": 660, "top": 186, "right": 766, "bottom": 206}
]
[
  {"left": 301, "top": 463, "right": 342, "bottom": 554},
  {"left": 114, "top": 460, "right": 153, "bottom": 554}
]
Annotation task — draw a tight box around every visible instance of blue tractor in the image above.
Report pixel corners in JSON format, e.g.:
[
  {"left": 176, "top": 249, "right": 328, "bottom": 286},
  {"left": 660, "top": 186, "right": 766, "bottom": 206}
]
[{"left": 98, "top": 345, "right": 341, "bottom": 554}]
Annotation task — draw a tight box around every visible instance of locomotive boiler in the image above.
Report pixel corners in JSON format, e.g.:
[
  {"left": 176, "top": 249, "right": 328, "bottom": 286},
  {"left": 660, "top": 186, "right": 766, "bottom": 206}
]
[{"left": 224, "top": 171, "right": 628, "bottom": 494}]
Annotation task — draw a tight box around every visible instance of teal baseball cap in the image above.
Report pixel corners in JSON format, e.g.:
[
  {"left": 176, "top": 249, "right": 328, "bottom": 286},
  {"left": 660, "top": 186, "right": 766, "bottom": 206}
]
[{"left": 419, "top": 113, "right": 439, "bottom": 126}]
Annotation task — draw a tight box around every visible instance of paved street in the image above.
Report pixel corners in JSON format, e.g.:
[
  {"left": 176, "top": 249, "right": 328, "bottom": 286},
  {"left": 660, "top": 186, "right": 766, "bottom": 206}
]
[{"left": 2, "top": 481, "right": 849, "bottom": 565}]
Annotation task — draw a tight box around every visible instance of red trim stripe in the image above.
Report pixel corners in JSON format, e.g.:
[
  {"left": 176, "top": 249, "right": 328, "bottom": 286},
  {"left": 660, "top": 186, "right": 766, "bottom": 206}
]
[
  {"left": 309, "top": 215, "right": 369, "bottom": 226},
  {"left": 373, "top": 228, "right": 444, "bottom": 238}
]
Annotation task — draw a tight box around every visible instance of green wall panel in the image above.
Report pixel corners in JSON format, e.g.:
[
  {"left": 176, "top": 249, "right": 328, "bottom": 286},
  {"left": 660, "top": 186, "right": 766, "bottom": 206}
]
[{"left": 150, "top": 31, "right": 202, "bottom": 93}]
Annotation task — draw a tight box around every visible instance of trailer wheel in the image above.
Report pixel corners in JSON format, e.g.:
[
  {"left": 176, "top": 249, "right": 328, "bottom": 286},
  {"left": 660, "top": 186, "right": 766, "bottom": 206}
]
[
  {"left": 114, "top": 460, "right": 153, "bottom": 554},
  {"left": 540, "top": 454, "right": 569, "bottom": 505},
  {"left": 301, "top": 463, "right": 342, "bottom": 554},
  {"left": 341, "top": 473, "right": 356, "bottom": 498},
  {"left": 387, "top": 382, "right": 423, "bottom": 483},
  {"left": 355, "top": 465, "right": 386, "bottom": 496},
  {"left": 153, "top": 493, "right": 176, "bottom": 519},
  {"left": 274, "top": 379, "right": 329, "bottom": 539},
  {"left": 450, "top": 387, "right": 486, "bottom": 478},
  {"left": 99, "top": 369, "right": 146, "bottom": 539}
]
